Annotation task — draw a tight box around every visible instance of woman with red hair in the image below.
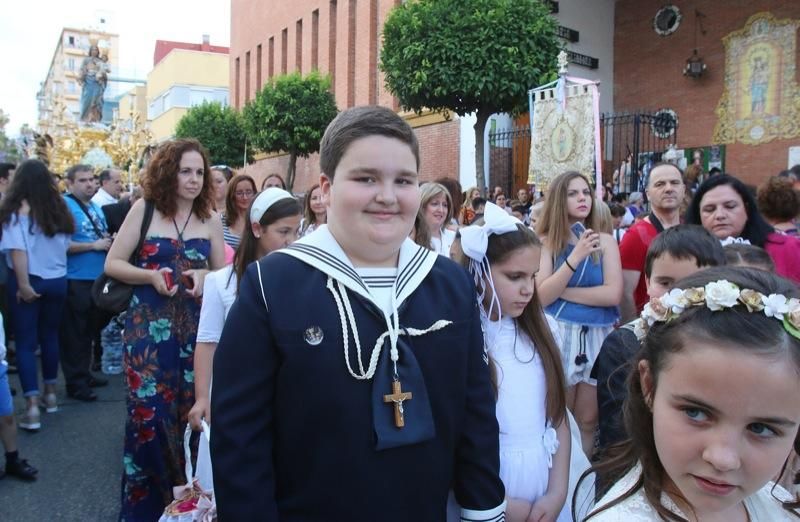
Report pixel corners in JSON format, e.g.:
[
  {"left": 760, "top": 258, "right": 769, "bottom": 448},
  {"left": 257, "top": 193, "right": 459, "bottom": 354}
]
[{"left": 105, "top": 138, "right": 225, "bottom": 521}]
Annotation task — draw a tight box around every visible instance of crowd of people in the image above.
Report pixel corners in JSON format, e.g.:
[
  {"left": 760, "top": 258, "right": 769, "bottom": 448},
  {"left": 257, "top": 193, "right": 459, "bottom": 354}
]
[{"left": 0, "top": 105, "right": 799, "bottom": 521}]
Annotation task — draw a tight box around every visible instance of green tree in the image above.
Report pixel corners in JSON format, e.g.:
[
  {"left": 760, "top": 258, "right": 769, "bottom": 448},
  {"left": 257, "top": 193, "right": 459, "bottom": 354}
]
[
  {"left": 381, "top": 0, "right": 560, "bottom": 192},
  {"left": 0, "top": 109, "right": 21, "bottom": 163},
  {"left": 242, "top": 71, "right": 338, "bottom": 191},
  {"left": 175, "top": 101, "right": 252, "bottom": 167}
]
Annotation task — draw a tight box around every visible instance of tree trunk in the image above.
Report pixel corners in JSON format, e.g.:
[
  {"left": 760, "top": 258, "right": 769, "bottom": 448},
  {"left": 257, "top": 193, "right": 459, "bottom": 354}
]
[
  {"left": 286, "top": 152, "right": 297, "bottom": 192},
  {"left": 474, "top": 110, "right": 490, "bottom": 196}
]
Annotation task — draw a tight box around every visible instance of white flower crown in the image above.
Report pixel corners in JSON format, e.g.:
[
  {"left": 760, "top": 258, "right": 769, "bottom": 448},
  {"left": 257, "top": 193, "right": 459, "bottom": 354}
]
[{"left": 634, "top": 279, "right": 800, "bottom": 342}]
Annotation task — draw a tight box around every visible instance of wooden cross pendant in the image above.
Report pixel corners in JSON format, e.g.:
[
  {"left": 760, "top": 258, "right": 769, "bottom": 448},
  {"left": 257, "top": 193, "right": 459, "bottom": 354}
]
[{"left": 383, "top": 379, "right": 413, "bottom": 428}]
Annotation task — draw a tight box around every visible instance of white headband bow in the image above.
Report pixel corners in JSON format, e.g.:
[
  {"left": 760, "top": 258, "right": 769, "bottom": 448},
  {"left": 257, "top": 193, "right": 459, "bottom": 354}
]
[
  {"left": 460, "top": 202, "right": 522, "bottom": 261},
  {"left": 250, "top": 188, "right": 295, "bottom": 223},
  {"left": 461, "top": 203, "right": 523, "bottom": 356}
]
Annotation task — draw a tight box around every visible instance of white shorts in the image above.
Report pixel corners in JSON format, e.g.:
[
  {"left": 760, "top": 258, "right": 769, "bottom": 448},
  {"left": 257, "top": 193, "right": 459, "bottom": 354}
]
[{"left": 554, "top": 320, "right": 613, "bottom": 387}]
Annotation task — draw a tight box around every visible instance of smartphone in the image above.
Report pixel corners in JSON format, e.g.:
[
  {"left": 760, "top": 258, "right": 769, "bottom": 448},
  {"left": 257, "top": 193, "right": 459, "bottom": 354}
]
[
  {"left": 570, "top": 222, "right": 586, "bottom": 238},
  {"left": 181, "top": 273, "right": 195, "bottom": 290},
  {"left": 163, "top": 271, "right": 174, "bottom": 290}
]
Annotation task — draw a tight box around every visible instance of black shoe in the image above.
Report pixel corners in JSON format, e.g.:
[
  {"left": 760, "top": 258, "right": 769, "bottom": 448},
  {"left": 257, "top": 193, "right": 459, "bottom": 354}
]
[
  {"left": 67, "top": 389, "right": 97, "bottom": 402},
  {"left": 4, "top": 459, "right": 38, "bottom": 481},
  {"left": 88, "top": 375, "right": 108, "bottom": 388}
]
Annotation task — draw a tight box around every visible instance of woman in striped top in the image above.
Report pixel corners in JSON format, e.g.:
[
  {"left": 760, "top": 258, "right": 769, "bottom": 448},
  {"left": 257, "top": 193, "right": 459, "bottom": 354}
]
[{"left": 221, "top": 174, "right": 257, "bottom": 249}]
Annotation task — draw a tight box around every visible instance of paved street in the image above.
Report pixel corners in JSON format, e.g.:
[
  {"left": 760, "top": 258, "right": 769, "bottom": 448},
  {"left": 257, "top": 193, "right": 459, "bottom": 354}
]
[{"left": 1, "top": 369, "right": 126, "bottom": 521}]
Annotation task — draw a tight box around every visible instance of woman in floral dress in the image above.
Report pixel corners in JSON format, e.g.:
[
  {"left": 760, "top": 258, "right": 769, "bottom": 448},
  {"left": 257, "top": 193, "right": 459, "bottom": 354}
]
[{"left": 105, "top": 138, "right": 225, "bottom": 521}]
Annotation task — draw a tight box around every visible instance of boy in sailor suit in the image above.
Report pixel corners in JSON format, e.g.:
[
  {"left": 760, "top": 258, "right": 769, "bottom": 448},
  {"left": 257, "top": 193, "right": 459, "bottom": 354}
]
[{"left": 211, "top": 106, "right": 505, "bottom": 521}]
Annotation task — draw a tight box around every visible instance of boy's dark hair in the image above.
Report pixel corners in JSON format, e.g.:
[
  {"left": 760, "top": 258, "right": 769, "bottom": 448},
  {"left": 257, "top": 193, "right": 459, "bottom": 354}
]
[
  {"left": 319, "top": 106, "right": 419, "bottom": 179},
  {"left": 0, "top": 163, "right": 15, "bottom": 180},
  {"left": 611, "top": 193, "right": 627, "bottom": 204},
  {"left": 723, "top": 243, "right": 775, "bottom": 271},
  {"left": 644, "top": 224, "right": 726, "bottom": 278},
  {"left": 471, "top": 197, "right": 487, "bottom": 210},
  {"left": 608, "top": 203, "right": 627, "bottom": 218},
  {"left": 511, "top": 205, "right": 526, "bottom": 215},
  {"left": 66, "top": 164, "right": 93, "bottom": 182}
]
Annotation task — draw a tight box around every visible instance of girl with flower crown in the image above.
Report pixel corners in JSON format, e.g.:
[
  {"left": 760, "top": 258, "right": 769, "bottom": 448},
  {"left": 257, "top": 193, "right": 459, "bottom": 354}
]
[
  {"left": 459, "top": 203, "right": 593, "bottom": 521},
  {"left": 579, "top": 266, "right": 800, "bottom": 521}
]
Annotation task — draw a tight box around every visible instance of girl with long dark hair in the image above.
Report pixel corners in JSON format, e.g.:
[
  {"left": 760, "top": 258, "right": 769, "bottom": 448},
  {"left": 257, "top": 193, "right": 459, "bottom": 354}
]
[{"left": 0, "top": 159, "right": 73, "bottom": 431}]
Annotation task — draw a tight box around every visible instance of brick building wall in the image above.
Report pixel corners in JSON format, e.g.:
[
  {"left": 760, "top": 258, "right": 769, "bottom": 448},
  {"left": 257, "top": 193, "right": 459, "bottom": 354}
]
[
  {"left": 230, "top": 0, "right": 458, "bottom": 192},
  {"left": 614, "top": 1, "right": 800, "bottom": 186}
]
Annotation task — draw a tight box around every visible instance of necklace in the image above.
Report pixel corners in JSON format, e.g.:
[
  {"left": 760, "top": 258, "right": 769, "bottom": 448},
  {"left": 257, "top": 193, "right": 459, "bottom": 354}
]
[{"left": 172, "top": 211, "right": 192, "bottom": 246}]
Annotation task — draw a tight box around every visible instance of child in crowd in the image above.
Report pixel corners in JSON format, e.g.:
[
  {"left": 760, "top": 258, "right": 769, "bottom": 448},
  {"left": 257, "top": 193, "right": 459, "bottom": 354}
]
[
  {"left": 582, "top": 266, "right": 800, "bottom": 520},
  {"left": 188, "top": 188, "right": 301, "bottom": 430},
  {"left": 609, "top": 203, "right": 627, "bottom": 244},
  {"left": 510, "top": 205, "right": 527, "bottom": 223},
  {"left": 724, "top": 242, "right": 776, "bottom": 272},
  {"left": 593, "top": 224, "right": 726, "bottom": 454},
  {"left": 529, "top": 200, "right": 545, "bottom": 229},
  {"left": 536, "top": 171, "right": 622, "bottom": 456},
  {"left": 595, "top": 201, "right": 613, "bottom": 235},
  {"left": 210, "top": 106, "right": 505, "bottom": 521},
  {"left": 470, "top": 196, "right": 487, "bottom": 224},
  {"left": 0, "top": 318, "right": 37, "bottom": 481},
  {"left": 460, "top": 203, "right": 586, "bottom": 521}
]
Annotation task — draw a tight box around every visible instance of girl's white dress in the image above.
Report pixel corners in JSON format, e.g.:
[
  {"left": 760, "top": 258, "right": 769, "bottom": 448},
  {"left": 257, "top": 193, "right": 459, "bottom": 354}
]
[
  {"left": 590, "top": 463, "right": 797, "bottom": 521},
  {"left": 487, "top": 315, "right": 594, "bottom": 521}
]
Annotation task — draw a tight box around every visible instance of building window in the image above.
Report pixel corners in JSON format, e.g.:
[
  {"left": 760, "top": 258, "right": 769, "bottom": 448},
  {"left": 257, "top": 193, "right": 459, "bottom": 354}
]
[
  {"left": 67, "top": 81, "right": 76, "bottom": 94},
  {"left": 67, "top": 58, "right": 75, "bottom": 71},
  {"left": 281, "top": 28, "right": 288, "bottom": 74},
  {"left": 312, "top": 10, "right": 319, "bottom": 70},
  {"left": 245, "top": 51, "right": 251, "bottom": 103},
  {"left": 296, "top": 19, "right": 303, "bottom": 73},
  {"left": 67, "top": 35, "right": 75, "bottom": 47},
  {"left": 235, "top": 57, "right": 241, "bottom": 108},
  {"left": 256, "top": 44, "right": 262, "bottom": 89},
  {"left": 329, "top": 0, "right": 337, "bottom": 95},
  {"left": 268, "top": 37, "right": 275, "bottom": 79},
  {"left": 347, "top": 0, "right": 357, "bottom": 107}
]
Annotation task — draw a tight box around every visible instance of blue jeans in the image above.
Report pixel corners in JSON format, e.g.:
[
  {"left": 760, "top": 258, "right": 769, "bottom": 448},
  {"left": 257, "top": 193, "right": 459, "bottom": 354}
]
[{"left": 7, "top": 272, "right": 67, "bottom": 396}]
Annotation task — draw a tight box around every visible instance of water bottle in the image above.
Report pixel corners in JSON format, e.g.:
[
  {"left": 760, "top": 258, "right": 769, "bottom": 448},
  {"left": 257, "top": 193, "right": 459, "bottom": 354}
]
[{"left": 101, "top": 314, "right": 124, "bottom": 375}]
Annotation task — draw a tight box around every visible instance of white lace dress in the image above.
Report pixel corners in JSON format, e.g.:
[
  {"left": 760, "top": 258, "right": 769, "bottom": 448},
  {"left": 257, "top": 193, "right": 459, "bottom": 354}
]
[{"left": 589, "top": 463, "right": 797, "bottom": 521}]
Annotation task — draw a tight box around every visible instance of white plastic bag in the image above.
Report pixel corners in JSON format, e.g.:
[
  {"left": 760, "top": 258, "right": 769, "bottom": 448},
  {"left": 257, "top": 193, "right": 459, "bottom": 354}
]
[
  {"left": 195, "top": 420, "right": 214, "bottom": 493},
  {"left": 158, "top": 423, "right": 216, "bottom": 522}
]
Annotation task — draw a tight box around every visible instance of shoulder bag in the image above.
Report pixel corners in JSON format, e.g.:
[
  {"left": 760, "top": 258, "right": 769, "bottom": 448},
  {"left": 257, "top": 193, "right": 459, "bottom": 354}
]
[{"left": 91, "top": 200, "right": 154, "bottom": 313}]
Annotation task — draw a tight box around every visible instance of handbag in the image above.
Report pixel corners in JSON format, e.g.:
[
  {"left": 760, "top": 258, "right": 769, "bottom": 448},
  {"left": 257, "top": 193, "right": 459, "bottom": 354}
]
[{"left": 91, "top": 200, "right": 154, "bottom": 313}]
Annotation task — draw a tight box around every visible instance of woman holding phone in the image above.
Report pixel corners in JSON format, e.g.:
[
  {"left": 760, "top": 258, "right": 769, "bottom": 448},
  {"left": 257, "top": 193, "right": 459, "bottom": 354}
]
[
  {"left": 104, "top": 138, "right": 225, "bottom": 521},
  {"left": 535, "top": 171, "right": 621, "bottom": 457}
]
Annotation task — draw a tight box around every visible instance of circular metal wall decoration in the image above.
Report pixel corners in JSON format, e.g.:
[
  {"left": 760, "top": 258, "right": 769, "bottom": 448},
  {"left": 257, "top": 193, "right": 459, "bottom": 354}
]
[
  {"left": 651, "top": 109, "right": 678, "bottom": 138},
  {"left": 654, "top": 5, "right": 682, "bottom": 36}
]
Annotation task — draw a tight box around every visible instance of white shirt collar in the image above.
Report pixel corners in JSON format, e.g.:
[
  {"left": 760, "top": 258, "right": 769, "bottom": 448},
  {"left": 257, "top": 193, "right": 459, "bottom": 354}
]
[{"left": 278, "top": 224, "right": 438, "bottom": 312}]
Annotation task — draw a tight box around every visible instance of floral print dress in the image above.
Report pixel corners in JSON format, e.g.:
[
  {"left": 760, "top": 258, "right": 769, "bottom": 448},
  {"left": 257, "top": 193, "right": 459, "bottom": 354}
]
[{"left": 120, "top": 237, "right": 210, "bottom": 521}]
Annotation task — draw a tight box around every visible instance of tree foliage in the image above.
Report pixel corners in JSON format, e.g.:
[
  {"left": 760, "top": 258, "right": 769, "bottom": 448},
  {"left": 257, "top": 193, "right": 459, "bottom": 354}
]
[
  {"left": 175, "top": 101, "right": 252, "bottom": 167},
  {"left": 242, "top": 71, "right": 338, "bottom": 191},
  {"left": 0, "top": 109, "right": 21, "bottom": 163},
  {"left": 380, "top": 0, "right": 560, "bottom": 192}
]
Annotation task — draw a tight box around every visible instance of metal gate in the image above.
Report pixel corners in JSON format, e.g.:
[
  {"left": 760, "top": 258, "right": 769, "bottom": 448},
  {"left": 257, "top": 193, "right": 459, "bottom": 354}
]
[{"left": 487, "top": 111, "right": 678, "bottom": 196}]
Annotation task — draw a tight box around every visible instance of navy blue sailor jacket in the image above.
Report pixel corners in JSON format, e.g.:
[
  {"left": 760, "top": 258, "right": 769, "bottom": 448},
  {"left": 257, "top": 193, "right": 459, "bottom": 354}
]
[{"left": 210, "top": 242, "right": 505, "bottom": 521}]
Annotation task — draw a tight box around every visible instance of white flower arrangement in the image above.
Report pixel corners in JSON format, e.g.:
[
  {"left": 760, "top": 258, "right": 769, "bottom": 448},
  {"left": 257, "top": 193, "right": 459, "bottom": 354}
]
[
  {"left": 720, "top": 236, "right": 752, "bottom": 246},
  {"left": 636, "top": 279, "right": 800, "bottom": 342}
]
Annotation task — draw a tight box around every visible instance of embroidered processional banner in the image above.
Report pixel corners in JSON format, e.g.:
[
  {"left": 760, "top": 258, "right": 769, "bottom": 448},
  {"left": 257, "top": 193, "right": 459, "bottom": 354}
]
[
  {"left": 713, "top": 12, "right": 800, "bottom": 145},
  {"left": 528, "top": 83, "right": 598, "bottom": 191}
]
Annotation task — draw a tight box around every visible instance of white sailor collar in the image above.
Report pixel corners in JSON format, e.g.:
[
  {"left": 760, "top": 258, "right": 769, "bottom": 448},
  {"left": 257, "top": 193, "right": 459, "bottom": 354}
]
[{"left": 278, "top": 224, "right": 439, "bottom": 312}]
